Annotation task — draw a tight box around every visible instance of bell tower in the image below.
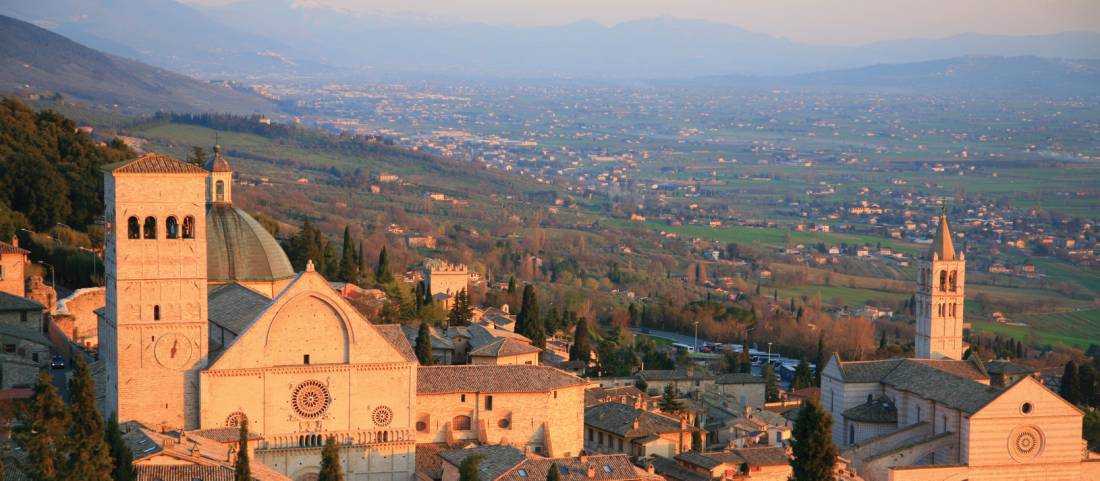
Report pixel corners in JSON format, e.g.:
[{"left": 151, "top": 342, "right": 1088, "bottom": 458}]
[
  {"left": 100, "top": 153, "right": 210, "bottom": 429},
  {"left": 204, "top": 145, "right": 233, "bottom": 204},
  {"left": 915, "top": 209, "right": 965, "bottom": 360}
]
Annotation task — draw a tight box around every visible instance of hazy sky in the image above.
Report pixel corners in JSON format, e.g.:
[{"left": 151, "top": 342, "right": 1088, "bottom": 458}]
[{"left": 185, "top": 0, "right": 1100, "bottom": 45}]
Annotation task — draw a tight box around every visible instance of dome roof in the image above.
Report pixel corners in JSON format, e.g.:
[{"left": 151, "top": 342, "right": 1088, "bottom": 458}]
[{"left": 207, "top": 205, "right": 295, "bottom": 282}]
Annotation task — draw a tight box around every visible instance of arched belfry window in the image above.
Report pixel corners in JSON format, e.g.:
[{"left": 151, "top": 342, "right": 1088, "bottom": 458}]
[
  {"left": 182, "top": 216, "right": 195, "bottom": 239},
  {"left": 127, "top": 216, "right": 140, "bottom": 239},
  {"left": 949, "top": 271, "right": 958, "bottom": 292},
  {"left": 166, "top": 216, "right": 179, "bottom": 239},
  {"left": 215, "top": 180, "right": 225, "bottom": 202},
  {"left": 939, "top": 270, "right": 947, "bottom": 292},
  {"left": 143, "top": 216, "right": 157, "bottom": 239}
]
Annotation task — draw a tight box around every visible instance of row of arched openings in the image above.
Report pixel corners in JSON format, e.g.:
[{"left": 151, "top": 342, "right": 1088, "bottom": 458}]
[{"left": 127, "top": 216, "right": 194, "bottom": 240}]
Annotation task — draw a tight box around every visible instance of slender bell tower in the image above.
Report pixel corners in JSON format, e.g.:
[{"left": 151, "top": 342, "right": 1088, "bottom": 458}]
[{"left": 915, "top": 209, "right": 965, "bottom": 360}]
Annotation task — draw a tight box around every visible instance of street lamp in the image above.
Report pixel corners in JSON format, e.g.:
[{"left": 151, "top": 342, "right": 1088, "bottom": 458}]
[
  {"left": 767, "top": 342, "right": 773, "bottom": 362},
  {"left": 693, "top": 320, "right": 700, "bottom": 353}
]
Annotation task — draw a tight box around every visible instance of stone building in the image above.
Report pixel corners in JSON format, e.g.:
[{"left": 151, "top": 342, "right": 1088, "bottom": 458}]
[
  {"left": 424, "top": 259, "right": 469, "bottom": 308},
  {"left": 712, "top": 373, "right": 766, "bottom": 409},
  {"left": 52, "top": 287, "right": 105, "bottom": 349},
  {"left": 584, "top": 402, "right": 698, "bottom": 458},
  {"left": 0, "top": 238, "right": 28, "bottom": 298},
  {"left": 636, "top": 368, "right": 716, "bottom": 396},
  {"left": 821, "top": 213, "right": 1100, "bottom": 481},
  {"left": 437, "top": 445, "right": 660, "bottom": 481},
  {"left": 668, "top": 448, "right": 792, "bottom": 481}
]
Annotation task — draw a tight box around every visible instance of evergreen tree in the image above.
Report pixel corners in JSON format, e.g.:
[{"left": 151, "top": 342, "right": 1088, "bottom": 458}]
[
  {"left": 507, "top": 276, "right": 516, "bottom": 294},
  {"left": 814, "top": 334, "right": 826, "bottom": 387},
  {"left": 628, "top": 303, "right": 640, "bottom": 327},
  {"left": 188, "top": 146, "right": 207, "bottom": 165},
  {"left": 796, "top": 306, "right": 804, "bottom": 323},
  {"left": 106, "top": 415, "right": 136, "bottom": 481},
  {"left": 879, "top": 331, "right": 887, "bottom": 350},
  {"left": 235, "top": 419, "right": 251, "bottom": 481},
  {"left": 722, "top": 350, "right": 741, "bottom": 374},
  {"left": 415, "top": 322, "right": 435, "bottom": 366},
  {"left": 375, "top": 246, "right": 393, "bottom": 284},
  {"left": 1078, "top": 363, "right": 1097, "bottom": 408},
  {"left": 1061, "top": 361, "right": 1080, "bottom": 405},
  {"left": 691, "top": 428, "right": 703, "bottom": 452},
  {"left": 791, "top": 399, "right": 838, "bottom": 481},
  {"left": 21, "top": 371, "right": 69, "bottom": 481},
  {"left": 516, "top": 284, "right": 539, "bottom": 336},
  {"left": 528, "top": 314, "right": 547, "bottom": 349},
  {"left": 546, "top": 463, "right": 561, "bottom": 481},
  {"left": 66, "top": 356, "right": 112, "bottom": 481},
  {"left": 447, "top": 289, "right": 474, "bottom": 326},
  {"left": 319, "top": 436, "right": 344, "bottom": 481},
  {"left": 658, "top": 383, "right": 683, "bottom": 413},
  {"left": 792, "top": 356, "right": 813, "bottom": 391},
  {"left": 459, "top": 454, "right": 484, "bottom": 481},
  {"left": 357, "top": 241, "right": 365, "bottom": 274},
  {"left": 569, "top": 320, "right": 592, "bottom": 362},
  {"left": 338, "top": 226, "right": 357, "bottom": 282},
  {"left": 763, "top": 364, "right": 780, "bottom": 402},
  {"left": 739, "top": 339, "right": 751, "bottom": 374}
]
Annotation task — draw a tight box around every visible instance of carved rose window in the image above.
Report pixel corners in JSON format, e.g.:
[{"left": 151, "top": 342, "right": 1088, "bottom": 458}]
[
  {"left": 373, "top": 406, "right": 394, "bottom": 427},
  {"left": 225, "top": 411, "right": 248, "bottom": 428},
  {"left": 1008, "top": 425, "right": 1044, "bottom": 462},
  {"left": 292, "top": 380, "right": 332, "bottom": 419}
]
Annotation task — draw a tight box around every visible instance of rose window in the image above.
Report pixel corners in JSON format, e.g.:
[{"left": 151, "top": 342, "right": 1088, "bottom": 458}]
[
  {"left": 292, "top": 380, "right": 332, "bottom": 419},
  {"left": 1008, "top": 425, "right": 1044, "bottom": 462},
  {"left": 373, "top": 406, "right": 394, "bottom": 427},
  {"left": 225, "top": 411, "right": 248, "bottom": 428}
]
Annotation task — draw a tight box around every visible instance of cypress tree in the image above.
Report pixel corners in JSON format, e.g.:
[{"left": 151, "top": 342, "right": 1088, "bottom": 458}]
[
  {"left": 658, "top": 383, "right": 683, "bottom": 413},
  {"left": 66, "top": 356, "right": 112, "bottom": 481},
  {"left": 739, "top": 339, "right": 751, "bottom": 374},
  {"left": 319, "top": 436, "right": 344, "bottom": 481},
  {"left": 235, "top": 419, "right": 251, "bottom": 481},
  {"left": 763, "top": 364, "right": 779, "bottom": 402},
  {"left": 516, "top": 284, "right": 539, "bottom": 336},
  {"left": 791, "top": 399, "right": 838, "bottom": 481},
  {"left": 1078, "top": 364, "right": 1097, "bottom": 408},
  {"left": 546, "top": 463, "right": 561, "bottom": 481},
  {"left": 814, "top": 334, "right": 826, "bottom": 387},
  {"left": 569, "top": 319, "right": 592, "bottom": 362},
  {"left": 527, "top": 314, "right": 547, "bottom": 349},
  {"left": 723, "top": 350, "right": 741, "bottom": 374},
  {"left": 375, "top": 246, "right": 393, "bottom": 284},
  {"left": 416, "top": 322, "right": 435, "bottom": 365},
  {"left": 792, "top": 356, "right": 813, "bottom": 391},
  {"left": 459, "top": 453, "right": 484, "bottom": 481},
  {"left": 507, "top": 276, "right": 516, "bottom": 294},
  {"left": 338, "top": 226, "right": 357, "bottom": 282},
  {"left": 1061, "top": 361, "right": 1080, "bottom": 405},
  {"left": 106, "top": 415, "right": 136, "bottom": 481},
  {"left": 22, "top": 371, "right": 69, "bottom": 481},
  {"left": 357, "top": 241, "right": 365, "bottom": 274},
  {"left": 188, "top": 146, "right": 207, "bottom": 165}
]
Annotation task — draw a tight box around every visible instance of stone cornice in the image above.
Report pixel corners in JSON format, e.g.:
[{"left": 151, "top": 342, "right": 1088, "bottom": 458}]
[{"left": 201, "top": 362, "right": 412, "bottom": 377}]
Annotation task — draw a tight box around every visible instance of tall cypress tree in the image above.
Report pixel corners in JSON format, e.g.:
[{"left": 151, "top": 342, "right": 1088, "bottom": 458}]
[
  {"left": 235, "top": 419, "right": 251, "bottom": 481},
  {"left": 338, "top": 226, "right": 357, "bottom": 282},
  {"left": 516, "top": 284, "right": 539, "bottom": 336},
  {"left": 1061, "top": 361, "right": 1080, "bottom": 405},
  {"left": 66, "top": 356, "right": 112, "bottom": 481},
  {"left": 738, "top": 339, "right": 751, "bottom": 374},
  {"left": 375, "top": 246, "right": 393, "bottom": 284},
  {"left": 723, "top": 350, "right": 741, "bottom": 374},
  {"left": 459, "top": 454, "right": 484, "bottom": 481},
  {"left": 319, "top": 436, "right": 344, "bottom": 481},
  {"left": 658, "top": 383, "right": 683, "bottom": 413},
  {"left": 416, "top": 322, "right": 435, "bottom": 365},
  {"left": 814, "top": 334, "right": 827, "bottom": 387},
  {"left": 527, "top": 313, "right": 547, "bottom": 349},
  {"left": 105, "top": 415, "right": 136, "bottom": 481},
  {"left": 792, "top": 356, "right": 813, "bottom": 391},
  {"left": 507, "top": 276, "right": 516, "bottom": 294},
  {"left": 763, "top": 364, "right": 779, "bottom": 402},
  {"left": 21, "top": 371, "right": 69, "bottom": 481},
  {"left": 546, "top": 463, "right": 561, "bottom": 481},
  {"left": 791, "top": 399, "right": 838, "bottom": 481},
  {"left": 569, "top": 320, "right": 592, "bottom": 362}
]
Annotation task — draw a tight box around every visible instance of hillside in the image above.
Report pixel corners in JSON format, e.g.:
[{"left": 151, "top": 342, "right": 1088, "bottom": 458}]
[{"left": 0, "top": 14, "right": 280, "bottom": 114}]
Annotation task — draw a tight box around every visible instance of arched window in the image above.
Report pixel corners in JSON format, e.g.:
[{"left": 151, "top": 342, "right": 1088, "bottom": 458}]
[
  {"left": 166, "top": 216, "right": 179, "bottom": 239},
  {"left": 153, "top": 305, "right": 161, "bottom": 321},
  {"left": 128, "top": 216, "right": 140, "bottom": 239},
  {"left": 949, "top": 271, "right": 958, "bottom": 292},
  {"left": 143, "top": 216, "right": 157, "bottom": 239},
  {"left": 452, "top": 415, "right": 471, "bottom": 431},
  {"left": 939, "top": 270, "right": 947, "bottom": 292},
  {"left": 216, "top": 180, "right": 225, "bottom": 202},
  {"left": 182, "top": 216, "right": 195, "bottom": 239}
]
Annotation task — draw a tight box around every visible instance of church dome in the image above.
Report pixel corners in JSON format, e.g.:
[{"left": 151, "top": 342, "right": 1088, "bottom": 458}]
[{"left": 206, "top": 205, "right": 295, "bottom": 282}]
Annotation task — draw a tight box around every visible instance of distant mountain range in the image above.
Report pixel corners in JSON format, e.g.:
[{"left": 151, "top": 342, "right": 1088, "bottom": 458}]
[{"left": 0, "top": 14, "right": 279, "bottom": 114}]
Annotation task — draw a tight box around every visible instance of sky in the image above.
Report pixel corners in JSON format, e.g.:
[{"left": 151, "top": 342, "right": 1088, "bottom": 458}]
[{"left": 184, "top": 0, "right": 1100, "bottom": 45}]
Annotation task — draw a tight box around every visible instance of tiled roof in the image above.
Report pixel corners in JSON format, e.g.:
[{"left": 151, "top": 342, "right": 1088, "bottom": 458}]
[
  {"left": 636, "top": 368, "right": 714, "bottom": 381},
  {"left": 585, "top": 386, "right": 645, "bottom": 406},
  {"left": 647, "top": 456, "right": 710, "bottom": 481},
  {"left": 584, "top": 402, "right": 684, "bottom": 438},
  {"left": 500, "top": 454, "right": 658, "bottom": 481},
  {"left": 715, "top": 373, "right": 764, "bottom": 384},
  {"left": 985, "top": 359, "right": 1038, "bottom": 375},
  {"left": 207, "top": 205, "right": 295, "bottom": 282},
  {"left": 375, "top": 324, "right": 419, "bottom": 363},
  {"left": 208, "top": 283, "right": 271, "bottom": 335},
  {"left": 416, "top": 443, "right": 450, "bottom": 480},
  {"left": 417, "top": 364, "right": 584, "bottom": 394},
  {"left": 881, "top": 360, "right": 1000, "bottom": 414},
  {"left": 675, "top": 448, "right": 789, "bottom": 470},
  {"left": 836, "top": 359, "right": 904, "bottom": 383},
  {"left": 439, "top": 445, "right": 528, "bottom": 481},
  {"left": 104, "top": 152, "right": 208, "bottom": 175},
  {"left": 0, "top": 240, "right": 28, "bottom": 255},
  {"left": 843, "top": 396, "right": 898, "bottom": 424},
  {"left": 731, "top": 446, "right": 790, "bottom": 467},
  {"left": 401, "top": 324, "right": 455, "bottom": 351},
  {"left": 189, "top": 427, "right": 263, "bottom": 443},
  {"left": 675, "top": 450, "right": 742, "bottom": 470},
  {"left": 0, "top": 320, "right": 50, "bottom": 346},
  {"left": 0, "top": 291, "right": 43, "bottom": 312},
  {"left": 204, "top": 149, "right": 233, "bottom": 173},
  {"left": 469, "top": 337, "right": 541, "bottom": 357}
]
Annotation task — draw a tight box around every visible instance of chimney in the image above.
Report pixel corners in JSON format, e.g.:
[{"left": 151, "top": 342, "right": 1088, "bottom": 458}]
[
  {"left": 646, "top": 464, "right": 655, "bottom": 474},
  {"left": 10, "top": 236, "right": 17, "bottom": 248},
  {"left": 587, "top": 466, "right": 596, "bottom": 478},
  {"left": 744, "top": 405, "right": 752, "bottom": 419},
  {"left": 579, "top": 454, "right": 589, "bottom": 463},
  {"left": 632, "top": 418, "right": 640, "bottom": 430}
]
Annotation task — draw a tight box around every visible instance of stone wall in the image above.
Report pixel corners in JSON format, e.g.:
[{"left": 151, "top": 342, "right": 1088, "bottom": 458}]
[
  {"left": 0, "top": 250, "right": 25, "bottom": 297},
  {"left": 54, "top": 287, "right": 105, "bottom": 349}
]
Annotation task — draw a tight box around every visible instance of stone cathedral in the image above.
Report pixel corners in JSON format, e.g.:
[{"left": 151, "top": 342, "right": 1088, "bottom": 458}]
[{"left": 98, "top": 152, "right": 586, "bottom": 481}]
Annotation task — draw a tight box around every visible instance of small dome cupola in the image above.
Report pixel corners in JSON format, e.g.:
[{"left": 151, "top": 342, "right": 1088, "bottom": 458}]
[{"left": 204, "top": 145, "right": 233, "bottom": 204}]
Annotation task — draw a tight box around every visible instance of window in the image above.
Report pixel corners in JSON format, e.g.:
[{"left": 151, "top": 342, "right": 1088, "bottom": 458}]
[
  {"left": 3, "top": 344, "right": 14, "bottom": 353},
  {"left": 498, "top": 418, "right": 510, "bottom": 429},
  {"left": 216, "top": 180, "right": 225, "bottom": 202},
  {"left": 939, "top": 270, "right": 947, "bottom": 291},
  {"left": 32, "top": 353, "right": 39, "bottom": 363},
  {"left": 303, "top": 354, "right": 310, "bottom": 365},
  {"left": 849, "top": 425, "right": 855, "bottom": 444},
  {"left": 485, "top": 395, "right": 493, "bottom": 411},
  {"left": 166, "top": 216, "right": 179, "bottom": 239},
  {"left": 517, "top": 470, "right": 528, "bottom": 478},
  {"left": 143, "top": 216, "right": 157, "bottom": 239},
  {"left": 128, "top": 216, "right": 140, "bottom": 239},
  {"left": 182, "top": 216, "right": 195, "bottom": 239},
  {"left": 588, "top": 428, "right": 594, "bottom": 441},
  {"left": 916, "top": 405, "right": 922, "bottom": 422},
  {"left": 153, "top": 305, "right": 160, "bottom": 321},
  {"left": 949, "top": 271, "right": 958, "bottom": 292},
  {"left": 461, "top": 394, "right": 466, "bottom": 403},
  {"left": 452, "top": 415, "right": 471, "bottom": 431},
  {"left": 776, "top": 431, "right": 782, "bottom": 443},
  {"left": 1021, "top": 402, "right": 1033, "bottom": 414},
  {"left": 416, "top": 421, "right": 428, "bottom": 432},
  {"left": 616, "top": 438, "right": 622, "bottom": 451}
]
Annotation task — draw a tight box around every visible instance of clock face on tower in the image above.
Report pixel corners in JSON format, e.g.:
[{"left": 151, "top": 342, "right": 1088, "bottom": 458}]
[{"left": 154, "top": 333, "right": 194, "bottom": 370}]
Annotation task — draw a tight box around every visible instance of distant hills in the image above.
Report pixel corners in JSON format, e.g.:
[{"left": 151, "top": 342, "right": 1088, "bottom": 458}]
[
  {"left": 4, "top": 0, "right": 1100, "bottom": 80},
  {"left": 0, "top": 14, "right": 279, "bottom": 114}
]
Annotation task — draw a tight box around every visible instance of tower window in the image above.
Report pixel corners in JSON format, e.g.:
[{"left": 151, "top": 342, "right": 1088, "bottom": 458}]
[
  {"left": 949, "top": 271, "right": 958, "bottom": 292},
  {"left": 143, "top": 217, "right": 157, "bottom": 239},
  {"left": 303, "top": 354, "right": 310, "bottom": 365},
  {"left": 166, "top": 216, "right": 179, "bottom": 239},
  {"left": 182, "top": 216, "right": 195, "bottom": 239},
  {"left": 153, "top": 305, "right": 160, "bottom": 321},
  {"left": 939, "top": 270, "right": 947, "bottom": 292},
  {"left": 216, "top": 180, "right": 225, "bottom": 202},
  {"left": 127, "top": 216, "right": 140, "bottom": 239}
]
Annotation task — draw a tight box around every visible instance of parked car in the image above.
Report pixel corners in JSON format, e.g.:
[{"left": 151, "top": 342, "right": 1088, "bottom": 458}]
[{"left": 50, "top": 356, "right": 65, "bottom": 369}]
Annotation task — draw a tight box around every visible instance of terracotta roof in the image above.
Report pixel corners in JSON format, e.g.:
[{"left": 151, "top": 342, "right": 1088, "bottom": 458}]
[
  {"left": 0, "top": 240, "right": 28, "bottom": 255},
  {"left": 376, "top": 324, "right": 419, "bottom": 363},
  {"left": 417, "top": 365, "right": 585, "bottom": 394},
  {"left": 439, "top": 445, "right": 528, "bottom": 481},
  {"left": 648, "top": 456, "right": 709, "bottom": 481},
  {"left": 104, "top": 152, "right": 208, "bottom": 175},
  {"left": 675, "top": 448, "right": 789, "bottom": 469},
  {"left": 931, "top": 211, "right": 956, "bottom": 261},
  {"left": 189, "top": 427, "right": 263, "bottom": 443},
  {"left": 585, "top": 386, "right": 645, "bottom": 406},
  {"left": 416, "top": 443, "right": 450, "bottom": 480},
  {"left": 469, "top": 337, "right": 541, "bottom": 357},
  {"left": 440, "top": 446, "right": 657, "bottom": 481},
  {"left": 584, "top": 402, "right": 685, "bottom": 438}
]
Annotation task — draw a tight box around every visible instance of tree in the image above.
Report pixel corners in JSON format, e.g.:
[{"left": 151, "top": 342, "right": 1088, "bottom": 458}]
[
  {"left": 763, "top": 364, "right": 779, "bottom": 402},
  {"left": 628, "top": 303, "right": 641, "bottom": 327},
  {"left": 634, "top": 379, "right": 648, "bottom": 392},
  {"left": 66, "top": 356, "right": 112, "bottom": 481},
  {"left": 1061, "top": 361, "right": 1080, "bottom": 405},
  {"left": 415, "top": 322, "right": 435, "bottom": 366},
  {"left": 814, "top": 334, "right": 827, "bottom": 387},
  {"left": 106, "top": 415, "right": 135, "bottom": 481},
  {"left": 659, "top": 383, "right": 683, "bottom": 413},
  {"left": 527, "top": 313, "right": 547, "bottom": 349},
  {"left": 547, "top": 463, "right": 561, "bottom": 481},
  {"left": 375, "top": 246, "right": 393, "bottom": 284},
  {"left": 21, "top": 371, "right": 69, "bottom": 481},
  {"left": 447, "top": 289, "right": 474, "bottom": 326},
  {"left": 1085, "top": 410, "right": 1100, "bottom": 450},
  {"left": 459, "top": 453, "right": 484, "bottom": 481},
  {"left": 319, "top": 436, "right": 344, "bottom": 481},
  {"left": 722, "top": 350, "right": 741, "bottom": 374},
  {"left": 338, "top": 226, "right": 358, "bottom": 283},
  {"left": 1078, "top": 363, "right": 1097, "bottom": 408},
  {"left": 516, "top": 284, "right": 539, "bottom": 336},
  {"left": 188, "top": 146, "right": 207, "bottom": 165},
  {"left": 791, "top": 399, "right": 838, "bottom": 481},
  {"left": 569, "top": 320, "right": 592, "bottom": 362},
  {"left": 792, "top": 356, "right": 813, "bottom": 391},
  {"left": 235, "top": 419, "right": 251, "bottom": 481},
  {"left": 739, "top": 339, "right": 751, "bottom": 374}
]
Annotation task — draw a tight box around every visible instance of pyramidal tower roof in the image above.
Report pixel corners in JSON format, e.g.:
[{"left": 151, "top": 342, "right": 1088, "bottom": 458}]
[{"left": 931, "top": 208, "right": 956, "bottom": 261}]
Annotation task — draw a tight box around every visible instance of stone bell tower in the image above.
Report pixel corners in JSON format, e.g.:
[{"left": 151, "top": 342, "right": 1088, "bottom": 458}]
[
  {"left": 100, "top": 153, "right": 209, "bottom": 429},
  {"left": 915, "top": 209, "right": 965, "bottom": 360}
]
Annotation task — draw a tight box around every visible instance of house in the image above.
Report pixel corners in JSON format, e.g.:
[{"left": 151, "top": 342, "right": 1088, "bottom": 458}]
[
  {"left": 437, "top": 445, "right": 661, "bottom": 481},
  {"left": 636, "top": 368, "right": 716, "bottom": 396},
  {"left": 671, "top": 448, "right": 792, "bottom": 481},
  {"left": 584, "top": 402, "right": 698, "bottom": 458},
  {"left": 120, "top": 420, "right": 290, "bottom": 481},
  {"left": 0, "top": 238, "right": 28, "bottom": 298},
  {"left": 712, "top": 373, "right": 766, "bottom": 409}
]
